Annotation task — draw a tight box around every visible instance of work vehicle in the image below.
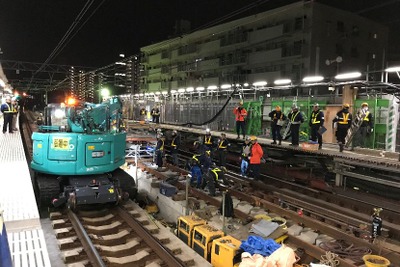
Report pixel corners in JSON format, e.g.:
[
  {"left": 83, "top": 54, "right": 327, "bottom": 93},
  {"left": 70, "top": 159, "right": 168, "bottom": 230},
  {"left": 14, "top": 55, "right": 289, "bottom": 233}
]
[
  {"left": 177, "top": 215, "right": 207, "bottom": 246},
  {"left": 177, "top": 215, "right": 241, "bottom": 266},
  {"left": 31, "top": 96, "right": 136, "bottom": 209}
]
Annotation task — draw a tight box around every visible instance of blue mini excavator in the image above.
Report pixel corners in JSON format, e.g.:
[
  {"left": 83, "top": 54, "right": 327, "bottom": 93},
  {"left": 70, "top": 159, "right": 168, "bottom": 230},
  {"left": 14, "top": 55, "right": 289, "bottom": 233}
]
[{"left": 31, "top": 96, "right": 136, "bottom": 210}]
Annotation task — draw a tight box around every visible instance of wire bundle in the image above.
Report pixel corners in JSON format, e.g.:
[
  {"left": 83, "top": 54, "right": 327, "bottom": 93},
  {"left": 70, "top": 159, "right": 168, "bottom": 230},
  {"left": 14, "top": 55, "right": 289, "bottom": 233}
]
[{"left": 319, "top": 240, "right": 372, "bottom": 264}]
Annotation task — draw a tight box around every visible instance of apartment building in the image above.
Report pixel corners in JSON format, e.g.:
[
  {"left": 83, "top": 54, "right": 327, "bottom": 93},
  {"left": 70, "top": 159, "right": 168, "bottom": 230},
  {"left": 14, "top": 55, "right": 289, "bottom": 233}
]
[{"left": 140, "top": 1, "right": 388, "bottom": 93}]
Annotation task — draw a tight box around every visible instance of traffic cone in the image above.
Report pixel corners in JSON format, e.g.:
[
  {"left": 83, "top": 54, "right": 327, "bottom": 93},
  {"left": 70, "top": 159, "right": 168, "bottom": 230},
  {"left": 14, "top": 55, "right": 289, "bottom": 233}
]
[{"left": 0, "top": 209, "right": 12, "bottom": 267}]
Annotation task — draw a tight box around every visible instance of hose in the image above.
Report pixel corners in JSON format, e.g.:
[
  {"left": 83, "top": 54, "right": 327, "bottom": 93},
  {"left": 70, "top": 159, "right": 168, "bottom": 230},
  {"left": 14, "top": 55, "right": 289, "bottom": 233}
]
[{"left": 180, "top": 88, "right": 238, "bottom": 127}]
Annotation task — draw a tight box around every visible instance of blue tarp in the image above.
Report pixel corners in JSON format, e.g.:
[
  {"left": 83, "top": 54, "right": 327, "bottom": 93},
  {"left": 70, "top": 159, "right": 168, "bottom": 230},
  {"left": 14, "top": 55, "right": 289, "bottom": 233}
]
[
  {"left": 240, "top": 235, "right": 281, "bottom": 256},
  {"left": 0, "top": 220, "right": 12, "bottom": 267}
]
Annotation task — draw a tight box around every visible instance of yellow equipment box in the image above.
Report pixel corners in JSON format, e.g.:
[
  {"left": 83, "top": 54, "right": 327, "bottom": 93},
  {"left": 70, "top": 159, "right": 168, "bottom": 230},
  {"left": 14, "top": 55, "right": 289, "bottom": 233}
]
[
  {"left": 211, "top": 235, "right": 242, "bottom": 267},
  {"left": 177, "top": 215, "right": 206, "bottom": 247},
  {"left": 192, "top": 224, "right": 224, "bottom": 261}
]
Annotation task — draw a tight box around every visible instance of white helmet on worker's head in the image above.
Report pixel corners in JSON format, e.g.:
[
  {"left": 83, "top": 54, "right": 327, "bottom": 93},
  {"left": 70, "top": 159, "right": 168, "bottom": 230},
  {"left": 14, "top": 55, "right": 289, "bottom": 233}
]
[{"left": 11, "top": 97, "right": 17, "bottom": 101}]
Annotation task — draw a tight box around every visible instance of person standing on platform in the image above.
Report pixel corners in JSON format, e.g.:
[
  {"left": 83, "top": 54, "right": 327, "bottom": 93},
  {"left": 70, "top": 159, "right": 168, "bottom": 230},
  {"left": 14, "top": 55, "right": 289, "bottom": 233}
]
[
  {"left": 287, "top": 106, "right": 304, "bottom": 146},
  {"left": 268, "top": 105, "right": 286, "bottom": 145},
  {"left": 1, "top": 96, "right": 14, "bottom": 134},
  {"left": 170, "top": 130, "right": 180, "bottom": 166},
  {"left": 139, "top": 107, "right": 147, "bottom": 121},
  {"left": 248, "top": 136, "right": 263, "bottom": 180},
  {"left": 217, "top": 133, "right": 230, "bottom": 168},
  {"left": 11, "top": 97, "right": 19, "bottom": 131},
  {"left": 151, "top": 106, "right": 160, "bottom": 123},
  {"left": 309, "top": 103, "right": 324, "bottom": 149},
  {"left": 333, "top": 103, "right": 352, "bottom": 152},
  {"left": 241, "top": 136, "right": 252, "bottom": 177},
  {"left": 354, "top": 102, "right": 374, "bottom": 148},
  {"left": 155, "top": 133, "right": 165, "bottom": 169},
  {"left": 233, "top": 101, "right": 247, "bottom": 139}
]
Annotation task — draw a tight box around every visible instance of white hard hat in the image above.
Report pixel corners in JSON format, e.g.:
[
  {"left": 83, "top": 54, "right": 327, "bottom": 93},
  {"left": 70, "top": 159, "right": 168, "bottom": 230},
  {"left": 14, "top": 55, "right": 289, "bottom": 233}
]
[{"left": 11, "top": 97, "right": 16, "bottom": 101}]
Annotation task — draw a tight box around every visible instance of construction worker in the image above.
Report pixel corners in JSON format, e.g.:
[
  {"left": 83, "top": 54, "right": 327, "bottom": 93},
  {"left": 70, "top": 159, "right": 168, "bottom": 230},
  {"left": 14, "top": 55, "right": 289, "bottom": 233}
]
[
  {"left": 217, "top": 133, "right": 230, "bottom": 167},
  {"left": 309, "top": 103, "right": 324, "bottom": 149},
  {"left": 188, "top": 141, "right": 208, "bottom": 187},
  {"left": 202, "top": 164, "right": 225, "bottom": 196},
  {"left": 203, "top": 128, "right": 214, "bottom": 152},
  {"left": 155, "top": 132, "right": 165, "bottom": 169},
  {"left": 170, "top": 130, "right": 180, "bottom": 166},
  {"left": 233, "top": 101, "right": 247, "bottom": 139},
  {"left": 1, "top": 96, "right": 14, "bottom": 134},
  {"left": 241, "top": 136, "right": 252, "bottom": 177},
  {"left": 248, "top": 136, "right": 264, "bottom": 180},
  {"left": 354, "top": 102, "right": 373, "bottom": 148},
  {"left": 139, "top": 107, "right": 147, "bottom": 121},
  {"left": 333, "top": 103, "right": 352, "bottom": 152},
  {"left": 287, "top": 106, "right": 304, "bottom": 146},
  {"left": 268, "top": 105, "right": 286, "bottom": 145},
  {"left": 151, "top": 106, "right": 160, "bottom": 123}
]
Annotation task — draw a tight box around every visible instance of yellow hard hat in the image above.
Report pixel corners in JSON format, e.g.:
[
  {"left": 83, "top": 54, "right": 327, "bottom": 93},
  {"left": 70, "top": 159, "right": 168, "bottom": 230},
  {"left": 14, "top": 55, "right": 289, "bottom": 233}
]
[
  {"left": 250, "top": 136, "right": 257, "bottom": 141},
  {"left": 343, "top": 103, "right": 350, "bottom": 108},
  {"left": 275, "top": 105, "right": 281, "bottom": 111},
  {"left": 361, "top": 102, "right": 368, "bottom": 107}
]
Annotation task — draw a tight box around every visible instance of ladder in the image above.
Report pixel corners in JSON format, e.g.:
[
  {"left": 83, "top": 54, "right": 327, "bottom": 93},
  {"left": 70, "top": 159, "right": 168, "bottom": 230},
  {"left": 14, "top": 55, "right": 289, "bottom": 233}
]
[
  {"left": 282, "top": 121, "right": 292, "bottom": 140},
  {"left": 345, "top": 110, "right": 366, "bottom": 147}
]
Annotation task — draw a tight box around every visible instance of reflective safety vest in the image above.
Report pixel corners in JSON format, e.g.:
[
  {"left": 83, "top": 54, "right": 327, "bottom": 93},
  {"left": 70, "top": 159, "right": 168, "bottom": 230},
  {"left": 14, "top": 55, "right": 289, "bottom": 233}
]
[
  {"left": 192, "top": 154, "right": 200, "bottom": 163},
  {"left": 290, "top": 111, "right": 300, "bottom": 122},
  {"left": 211, "top": 168, "right": 222, "bottom": 180},
  {"left": 218, "top": 140, "right": 228, "bottom": 149},
  {"left": 3, "top": 103, "right": 12, "bottom": 113},
  {"left": 157, "top": 140, "right": 164, "bottom": 151},
  {"left": 171, "top": 137, "right": 177, "bottom": 148},
  {"left": 338, "top": 113, "right": 350, "bottom": 124},
  {"left": 204, "top": 136, "right": 212, "bottom": 145},
  {"left": 311, "top": 111, "right": 321, "bottom": 124},
  {"left": 363, "top": 111, "right": 370, "bottom": 121}
]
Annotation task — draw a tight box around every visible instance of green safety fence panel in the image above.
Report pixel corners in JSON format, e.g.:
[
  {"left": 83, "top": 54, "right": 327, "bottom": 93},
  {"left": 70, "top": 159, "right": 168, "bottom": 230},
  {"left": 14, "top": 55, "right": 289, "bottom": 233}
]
[
  {"left": 243, "top": 101, "right": 262, "bottom": 136},
  {"left": 354, "top": 99, "right": 389, "bottom": 149}
]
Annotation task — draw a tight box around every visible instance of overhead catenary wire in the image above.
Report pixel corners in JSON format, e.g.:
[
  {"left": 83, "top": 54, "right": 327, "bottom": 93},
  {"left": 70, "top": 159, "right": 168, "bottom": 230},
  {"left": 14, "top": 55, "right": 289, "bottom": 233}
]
[
  {"left": 33, "top": 0, "right": 95, "bottom": 76},
  {"left": 52, "top": 0, "right": 107, "bottom": 61}
]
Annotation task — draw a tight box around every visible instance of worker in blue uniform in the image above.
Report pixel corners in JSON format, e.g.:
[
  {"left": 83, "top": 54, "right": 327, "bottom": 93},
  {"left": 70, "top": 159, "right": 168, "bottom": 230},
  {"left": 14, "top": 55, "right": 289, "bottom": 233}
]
[
  {"left": 333, "top": 103, "right": 352, "bottom": 152},
  {"left": 188, "top": 141, "right": 207, "bottom": 187},
  {"left": 309, "top": 103, "right": 324, "bottom": 149},
  {"left": 155, "top": 133, "right": 165, "bottom": 168},
  {"left": 1, "top": 96, "right": 14, "bottom": 134},
  {"left": 287, "top": 105, "right": 304, "bottom": 146}
]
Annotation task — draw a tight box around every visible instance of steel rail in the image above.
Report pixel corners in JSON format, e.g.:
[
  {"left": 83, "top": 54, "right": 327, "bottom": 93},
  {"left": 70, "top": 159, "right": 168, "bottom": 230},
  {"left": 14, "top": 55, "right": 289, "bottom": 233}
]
[
  {"left": 116, "top": 206, "right": 186, "bottom": 267},
  {"left": 67, "top": 210, "right": 107, "bottom": 267}
]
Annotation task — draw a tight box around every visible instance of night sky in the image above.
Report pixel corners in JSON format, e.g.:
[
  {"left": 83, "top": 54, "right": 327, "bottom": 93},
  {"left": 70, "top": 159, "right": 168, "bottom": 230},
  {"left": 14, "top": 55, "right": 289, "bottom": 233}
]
[{"left": 1, "top": 0, "right": 400, "bottom": 69}]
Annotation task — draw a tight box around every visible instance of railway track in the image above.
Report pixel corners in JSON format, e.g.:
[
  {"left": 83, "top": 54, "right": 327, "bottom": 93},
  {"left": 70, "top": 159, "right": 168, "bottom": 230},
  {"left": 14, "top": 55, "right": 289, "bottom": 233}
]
[
  {"left": 174, "top": 144, "right": 400, "bottom": 239},
  {"left": 50, "top": 201, "right": 193, "bottom": 267},
  {"left": 135, "top": 159, "right": 400, "bottom": 266}
]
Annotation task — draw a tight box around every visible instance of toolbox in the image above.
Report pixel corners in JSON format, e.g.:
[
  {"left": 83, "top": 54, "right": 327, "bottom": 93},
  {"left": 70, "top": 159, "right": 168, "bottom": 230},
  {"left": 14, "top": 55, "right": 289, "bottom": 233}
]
[{"left": 160, "top": 182, "right": 177, "bottom": 197}]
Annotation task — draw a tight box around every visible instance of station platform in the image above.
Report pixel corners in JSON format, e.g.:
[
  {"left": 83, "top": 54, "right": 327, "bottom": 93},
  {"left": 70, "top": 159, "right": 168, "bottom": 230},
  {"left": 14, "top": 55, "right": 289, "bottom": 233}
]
[{"left": 0, "top": 130, "right": 51, "bottom": 267}]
